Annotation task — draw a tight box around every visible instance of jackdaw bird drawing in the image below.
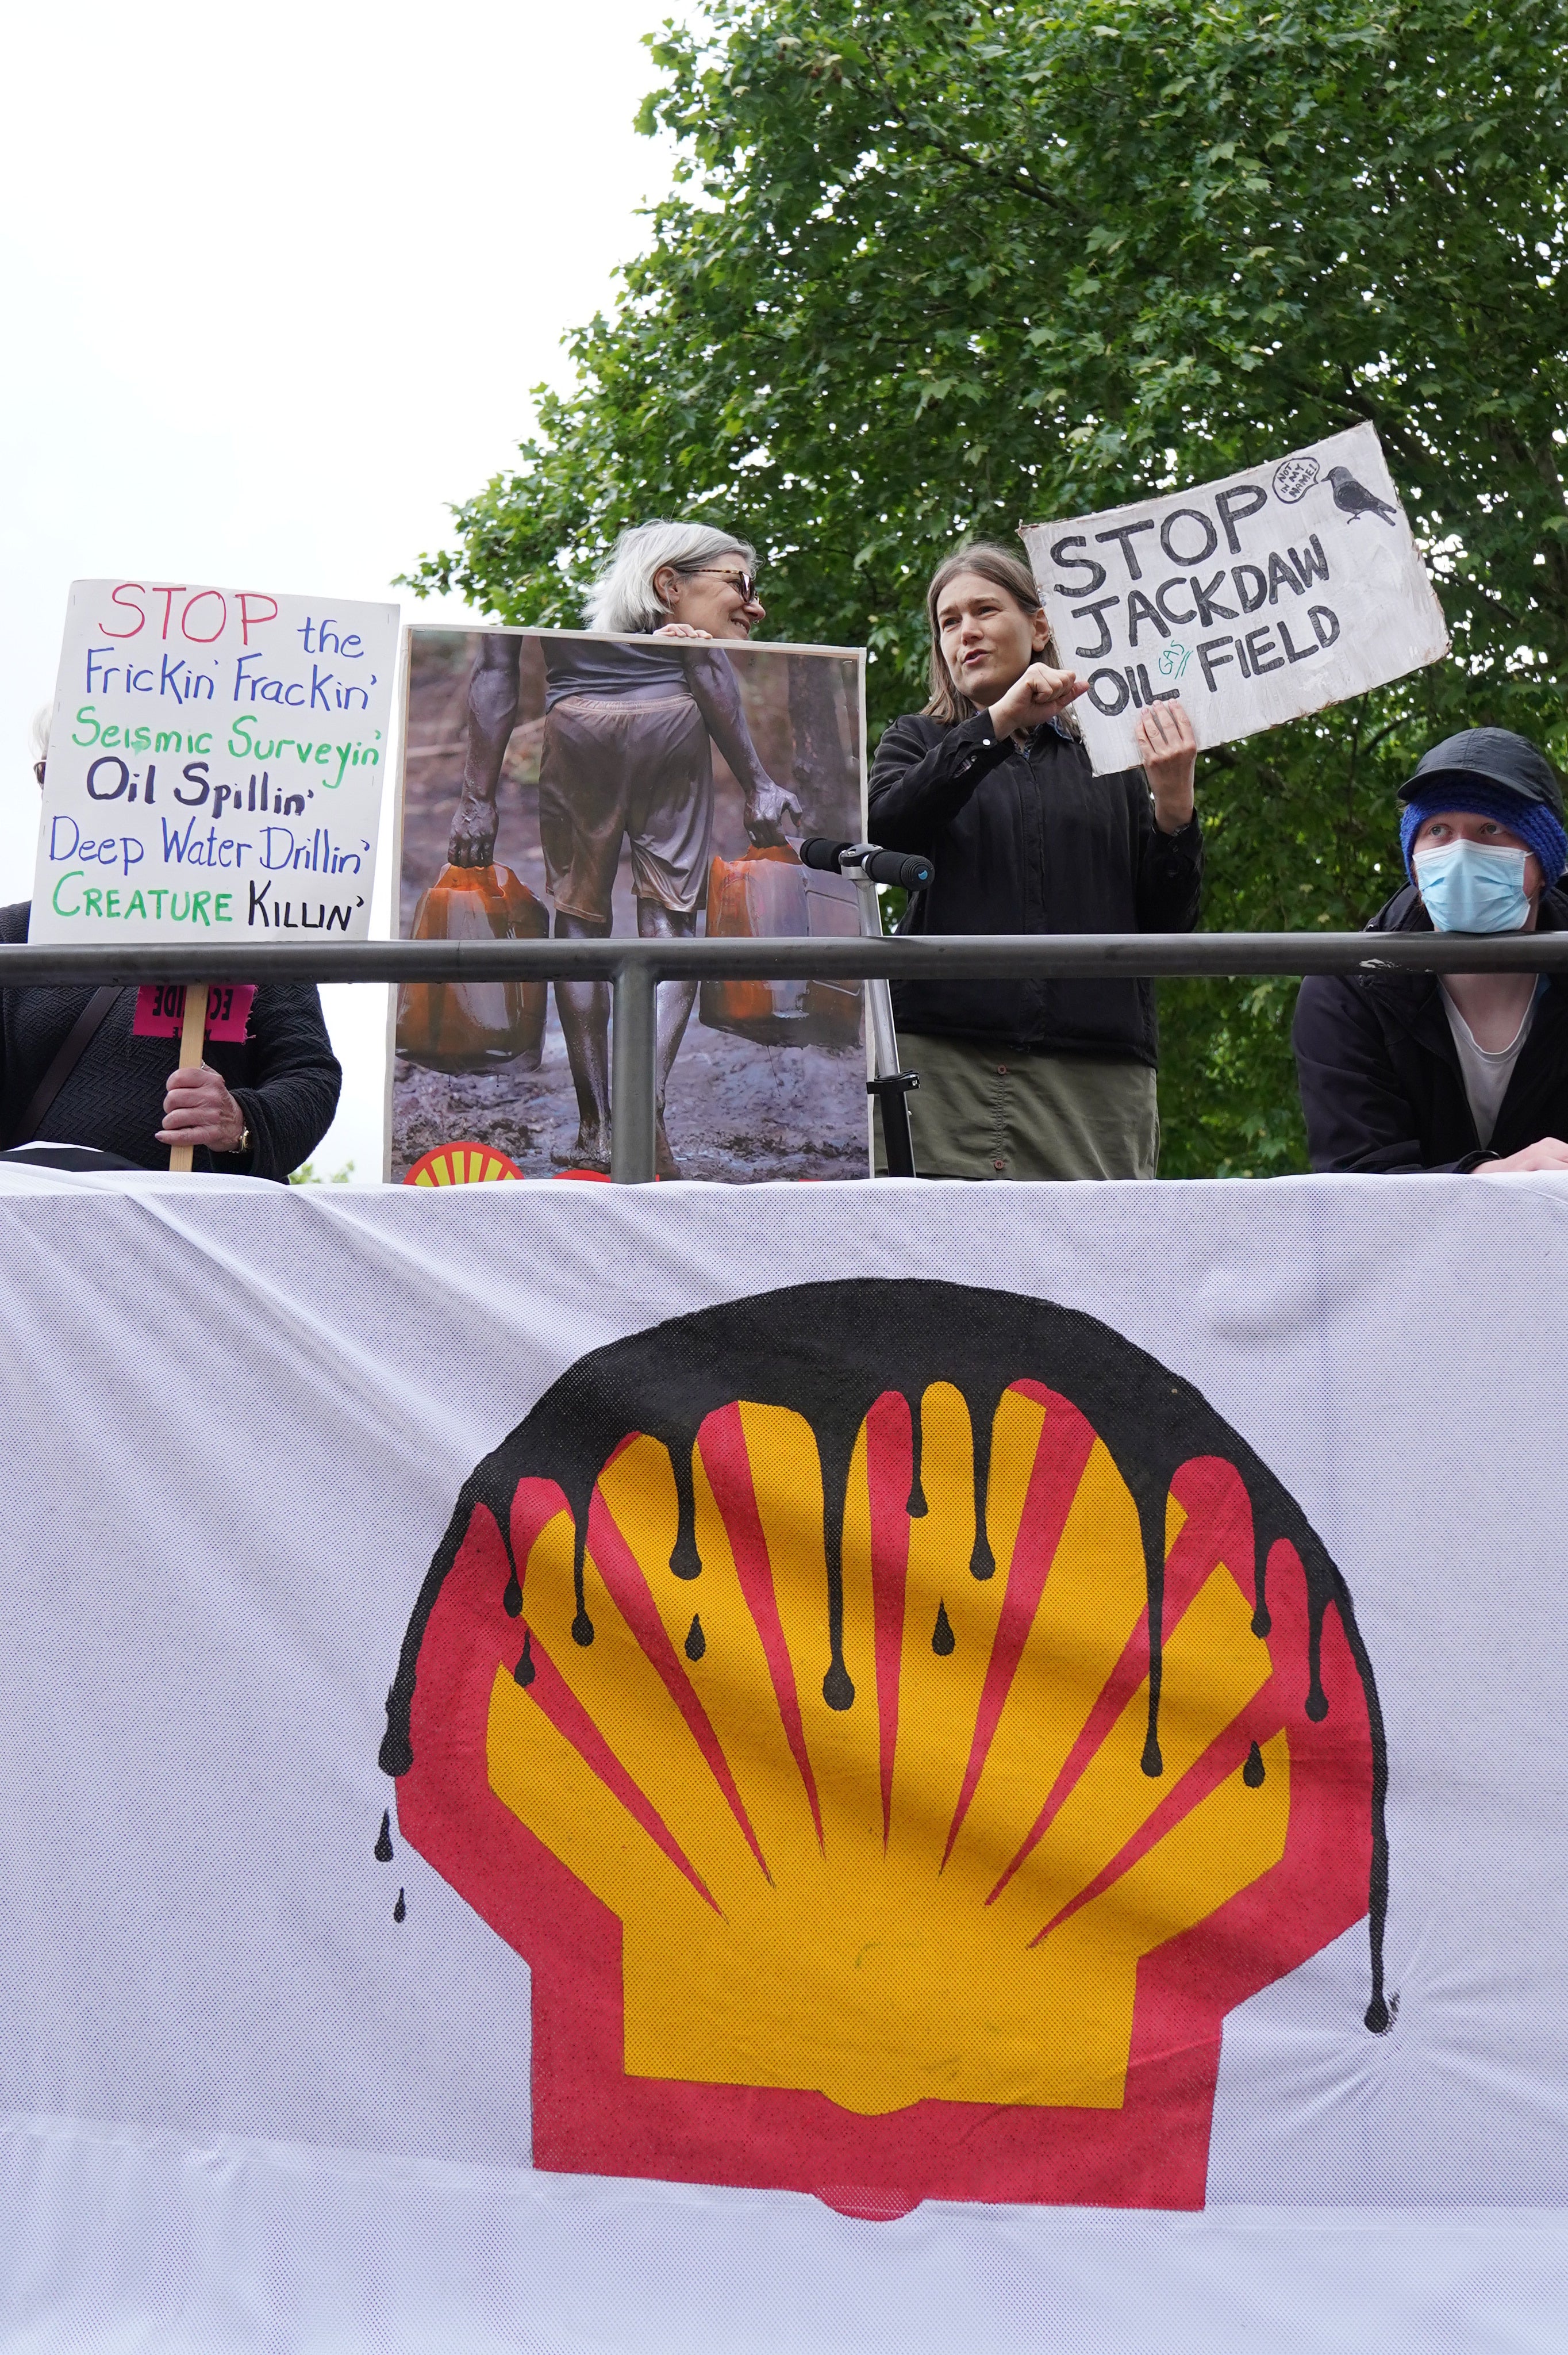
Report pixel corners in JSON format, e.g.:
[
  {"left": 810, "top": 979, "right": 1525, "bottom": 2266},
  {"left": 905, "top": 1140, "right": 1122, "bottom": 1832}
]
[{"left": 1326, "top": 466, "right": 1399, "bottom": 526}]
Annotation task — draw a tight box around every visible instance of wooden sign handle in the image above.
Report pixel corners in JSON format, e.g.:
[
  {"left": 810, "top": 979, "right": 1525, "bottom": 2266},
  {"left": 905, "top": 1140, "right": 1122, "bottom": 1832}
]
[{"left": 168, "top": 983, "right": 209, "bottom": 1173}]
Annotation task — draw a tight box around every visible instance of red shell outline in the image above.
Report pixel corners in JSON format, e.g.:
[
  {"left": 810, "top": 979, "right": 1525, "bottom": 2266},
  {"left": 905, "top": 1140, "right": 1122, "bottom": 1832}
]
[{"left": 395, "top": 1442, "right": 1374, "bottom": 2214}]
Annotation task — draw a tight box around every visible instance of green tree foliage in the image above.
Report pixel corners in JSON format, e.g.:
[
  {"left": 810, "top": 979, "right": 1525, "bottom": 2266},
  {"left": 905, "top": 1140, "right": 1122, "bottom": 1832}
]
[{"left": 403, "top": 0, "right": 1568, "bottom": 1172}]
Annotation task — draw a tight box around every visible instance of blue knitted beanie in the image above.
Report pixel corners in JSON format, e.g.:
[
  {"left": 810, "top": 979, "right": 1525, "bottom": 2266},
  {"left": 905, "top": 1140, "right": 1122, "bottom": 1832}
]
[{"left": 1401, "top": 780, "right": 1568, "bottom": 886}]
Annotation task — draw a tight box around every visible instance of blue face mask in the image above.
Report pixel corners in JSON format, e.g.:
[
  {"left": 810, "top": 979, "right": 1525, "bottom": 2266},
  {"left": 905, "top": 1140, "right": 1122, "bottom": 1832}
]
[{"left": 1412, "top": 838, "right": 1532, "bottom": 933}]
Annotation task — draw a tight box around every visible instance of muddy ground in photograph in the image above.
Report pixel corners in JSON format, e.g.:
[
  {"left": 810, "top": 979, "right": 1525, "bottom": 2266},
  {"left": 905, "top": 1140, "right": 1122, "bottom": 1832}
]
[{"left": 389, "top": 631, "right": 870, "bottom": 1182}]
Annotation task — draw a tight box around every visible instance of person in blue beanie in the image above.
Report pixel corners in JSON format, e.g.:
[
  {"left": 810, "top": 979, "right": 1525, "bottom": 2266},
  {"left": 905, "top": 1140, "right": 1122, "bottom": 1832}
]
[{"left": 1293, "top": 727, "right": 1568, "bottom": 1172}]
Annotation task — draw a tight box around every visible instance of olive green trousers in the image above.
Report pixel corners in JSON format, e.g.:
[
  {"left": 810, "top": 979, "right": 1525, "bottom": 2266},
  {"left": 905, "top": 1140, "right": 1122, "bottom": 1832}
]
[{"left": 874, "top": 1031, "right": 1160, "bottom": 1181}]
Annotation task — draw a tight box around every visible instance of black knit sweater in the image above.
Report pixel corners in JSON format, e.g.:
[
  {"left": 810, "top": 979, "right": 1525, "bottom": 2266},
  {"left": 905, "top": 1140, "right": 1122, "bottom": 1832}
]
[{"left": 0, "top": 903, "right": 341, "bottom": 1181}]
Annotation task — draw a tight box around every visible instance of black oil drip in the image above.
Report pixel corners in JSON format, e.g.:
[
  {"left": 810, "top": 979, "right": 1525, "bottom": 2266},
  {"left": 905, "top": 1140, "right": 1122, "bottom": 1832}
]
[
  {"left": 1316, "top": 1580, "right": 1392, "bottom": 2033},
  {"left": 570, "top": 1521, "right": 594, "bottom": 1648},
  {"left": 1267, "top": 1533, "right": 1389, "bottom": 2030},
  {"left": 906, "top": 1392, "right": 927, "bottom": 1518},
  {"left": 379, "top": 1279, "right": 1389, "bottom": 2034},
  {"left": 967, "top": 1387, "right": 996, "bottom": 1579},
  {"left": 379, "top": 1685, "right": 412, "bottom": 1780},
  {"left": 374, "top": 1810, "right": 394, "bottom": 1862},
  {"left": 814, "top": 1409, "right": 858, "bottom": 1710},
  {"left": 668, "top": 1441, "right": 702, "bottom": 1579},
  {"left": 1252, "top": 1545, "right": 1272, "bottom": 1639},
  {"left": 1137, "top": 1481, "right": 1167, "bottom": 1778},
  {"left": 685, "top": 1613, "right": 705, "bottom": 1662},
  {"left": 1243, "top": 1740, "right": 1265, "bottom": 1788},
  {"left": 932, "top": 1600, "right": 955, "bottom": 1656},
  {"left": 822, "top": 1659, "right": 854, "bottom": 1708},
  {"left": 1305, "top": 1586, "right": 1329, "bottom": 1722},
  {"left": 393, "top": 1889, "right": 406, "bottom": 1923},
  {"left": 499, "top": 1509, "right": 522, "bottom": 1616},
  {"left": 514, "top": 1632, "right": 535, "bottom": 1686}
]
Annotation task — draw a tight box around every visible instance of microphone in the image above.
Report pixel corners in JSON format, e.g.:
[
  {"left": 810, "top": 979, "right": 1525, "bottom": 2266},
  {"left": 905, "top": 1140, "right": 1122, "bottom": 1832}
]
[{"left": 799, "top": 839, "right": 935, "bottom": 891}]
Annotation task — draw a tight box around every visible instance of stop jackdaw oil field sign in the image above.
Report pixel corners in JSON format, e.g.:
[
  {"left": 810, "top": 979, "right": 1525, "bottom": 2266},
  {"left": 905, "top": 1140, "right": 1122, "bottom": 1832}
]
[{"left": 1023, "top": 423, "right": 1448, "bottom": 776}]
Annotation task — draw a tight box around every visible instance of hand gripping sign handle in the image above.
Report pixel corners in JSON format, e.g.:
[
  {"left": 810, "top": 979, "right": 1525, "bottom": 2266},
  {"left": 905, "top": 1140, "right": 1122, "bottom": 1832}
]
[
  {"left": 167, "top": 984, "right": 209, "bottom": 1174},
  {"left": 133, "top": 984, "right": 256, "bottom": 1173},
  {"left": 799, "top": 838, "right": 936, "bottom": 1180}
]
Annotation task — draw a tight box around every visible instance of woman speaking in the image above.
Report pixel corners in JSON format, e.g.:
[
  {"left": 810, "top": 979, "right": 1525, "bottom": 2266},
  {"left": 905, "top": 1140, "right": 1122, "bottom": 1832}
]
[{"left": 867, "top": 543, "right": 1202, "bottom": 1180}]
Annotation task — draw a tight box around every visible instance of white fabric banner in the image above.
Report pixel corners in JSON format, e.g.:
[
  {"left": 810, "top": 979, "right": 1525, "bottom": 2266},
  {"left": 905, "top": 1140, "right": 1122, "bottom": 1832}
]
[{"left": 2, "top": 1167, "right": 1567, "bottom": 2350}]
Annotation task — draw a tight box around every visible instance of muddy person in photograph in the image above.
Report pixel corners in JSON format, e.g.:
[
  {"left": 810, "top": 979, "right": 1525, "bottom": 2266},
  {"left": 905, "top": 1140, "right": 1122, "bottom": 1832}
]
[{"left": 446, "top": 524, "right": 803, "bottom": 1175}]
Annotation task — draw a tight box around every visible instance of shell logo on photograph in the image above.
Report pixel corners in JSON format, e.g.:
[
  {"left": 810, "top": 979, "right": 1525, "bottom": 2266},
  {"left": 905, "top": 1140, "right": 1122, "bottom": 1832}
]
[
  {"left": 403, "top": 1142, "right": 525, "bottom": 1185},
  {"left": 380, "top": 1283, "right": 1385, "bottom": 2216}
]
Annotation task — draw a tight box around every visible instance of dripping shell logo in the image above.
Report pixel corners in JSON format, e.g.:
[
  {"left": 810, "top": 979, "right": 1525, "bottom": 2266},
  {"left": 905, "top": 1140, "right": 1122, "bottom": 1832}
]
[{"left": 381, "top": 1282, "right": 1388, "bottom": 2217}]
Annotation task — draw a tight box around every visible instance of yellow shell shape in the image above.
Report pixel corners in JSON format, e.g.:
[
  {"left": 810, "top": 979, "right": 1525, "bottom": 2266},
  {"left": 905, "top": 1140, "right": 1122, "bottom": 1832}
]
[
  {"left": 487, "top": 1383, "right": 1286, "bottom": 2115},
  {"left": 406, "top": 1141, "right": 521, "bottom": 1186}
]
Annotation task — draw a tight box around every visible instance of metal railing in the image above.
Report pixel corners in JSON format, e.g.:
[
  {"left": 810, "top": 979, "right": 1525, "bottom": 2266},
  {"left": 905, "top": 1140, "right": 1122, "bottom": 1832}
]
[{"left": 5, "top": 931, "right": 1565, "bottom": 1183}]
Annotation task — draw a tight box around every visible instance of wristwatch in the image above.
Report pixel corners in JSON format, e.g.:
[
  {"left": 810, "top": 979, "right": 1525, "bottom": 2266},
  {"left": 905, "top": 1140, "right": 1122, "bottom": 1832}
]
[{"left": 235, "top": 1123, "right": 251, "bottom": 1161}]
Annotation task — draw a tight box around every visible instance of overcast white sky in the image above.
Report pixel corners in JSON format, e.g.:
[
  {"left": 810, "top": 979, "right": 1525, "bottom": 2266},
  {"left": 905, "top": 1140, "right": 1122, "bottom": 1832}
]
[{"left": 0, "top": 0, "right": 681, "bottom": 1176}]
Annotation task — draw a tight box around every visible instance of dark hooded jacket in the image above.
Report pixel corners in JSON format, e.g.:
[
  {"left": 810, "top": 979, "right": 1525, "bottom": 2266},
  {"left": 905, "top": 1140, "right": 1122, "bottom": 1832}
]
[
  {"left": 1292, "top": 881, "right": 1568, "bottom": 1172},
  {"left": 0, "top": 900, "right": 341, "bottom": 1180},
  {"left": 866, "top": 708, "right": 1204, "bottom": 1062}
]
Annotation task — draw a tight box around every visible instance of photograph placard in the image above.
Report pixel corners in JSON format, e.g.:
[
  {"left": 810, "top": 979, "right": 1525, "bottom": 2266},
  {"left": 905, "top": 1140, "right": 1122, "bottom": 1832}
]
[{"left": 389, "top": 627, "right": 869, "bottom": 1183}]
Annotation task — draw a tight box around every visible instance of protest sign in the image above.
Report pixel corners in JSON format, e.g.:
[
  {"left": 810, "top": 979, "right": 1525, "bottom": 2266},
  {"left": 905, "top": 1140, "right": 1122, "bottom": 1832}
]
[
  {"left": 32, "top": 580, "right": 399, "bottom": 943},
  {"left": 1021, "top": 424, "right": 1448, "bottom": 776},
  {"left": 389, "top": 626, "right": 868, "bottom": 1183},
  {"left": 132, "top": 981, "right": 255, "bottom": 1040}
]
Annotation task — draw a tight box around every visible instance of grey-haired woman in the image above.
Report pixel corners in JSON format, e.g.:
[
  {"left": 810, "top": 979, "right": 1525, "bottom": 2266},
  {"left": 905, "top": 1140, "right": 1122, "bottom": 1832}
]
[{"left": 445, "top": 521, "right": 800, "bottom": 1174}]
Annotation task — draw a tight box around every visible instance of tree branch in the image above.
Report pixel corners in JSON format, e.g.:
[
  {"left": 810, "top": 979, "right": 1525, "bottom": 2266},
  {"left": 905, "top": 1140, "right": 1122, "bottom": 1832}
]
[
  {"left": 1203, "top": 741, "right": 1293, "bottom": 797},
  {"left": 852, "top": 40, "right": 1090, "bottom": 229}
]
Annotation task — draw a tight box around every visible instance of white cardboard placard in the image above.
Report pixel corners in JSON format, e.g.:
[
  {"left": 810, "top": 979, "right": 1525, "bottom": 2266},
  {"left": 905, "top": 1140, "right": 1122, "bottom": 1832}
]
[
  {"left": 32, "top": 579, "right": 398, "bottom": 941},
  {"left": 1022, "top": 423, "right": 1448, "bottom": 775}
]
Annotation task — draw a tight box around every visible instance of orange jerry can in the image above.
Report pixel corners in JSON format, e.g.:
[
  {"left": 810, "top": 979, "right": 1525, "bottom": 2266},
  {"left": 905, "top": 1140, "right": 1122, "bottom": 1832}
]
[
  {"left": 699, "top": 845, "right": 863, "bottom": 1049},
  {"left": 395, "top": 864, "right": 549, "bottom": 1072}
]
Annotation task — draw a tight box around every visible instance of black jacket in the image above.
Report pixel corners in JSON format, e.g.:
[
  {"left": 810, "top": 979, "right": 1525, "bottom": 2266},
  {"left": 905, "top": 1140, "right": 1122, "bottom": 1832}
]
[
  {"left": 867, "top": 708, "right": 1204, "bottom": 1062},
  {"left": 0, "top": 902, "right": 341, "bottom": 1180},
  {"left": 1293, "top": 881, "right": 1568, "bottom": 1172}
]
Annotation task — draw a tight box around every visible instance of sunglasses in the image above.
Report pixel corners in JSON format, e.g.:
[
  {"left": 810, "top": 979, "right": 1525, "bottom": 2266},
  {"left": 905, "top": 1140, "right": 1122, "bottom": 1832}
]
[{"left": 678, "top": 567, "right": 762, "bottom": 603}]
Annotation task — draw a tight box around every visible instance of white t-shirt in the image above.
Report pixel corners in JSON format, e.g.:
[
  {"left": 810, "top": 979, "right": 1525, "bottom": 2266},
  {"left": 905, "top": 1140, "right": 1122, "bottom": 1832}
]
[{"left": 1442, "top": 984, "right": 1539, "bottom": 1148}]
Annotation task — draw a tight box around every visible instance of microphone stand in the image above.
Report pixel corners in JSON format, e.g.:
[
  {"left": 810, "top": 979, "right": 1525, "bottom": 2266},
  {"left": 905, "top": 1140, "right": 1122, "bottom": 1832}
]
[
  {"left": 843, "top": 848, "right": 920, "bottom": 1179},
  {"left": 798, "top": 837, "right": 933, "bottom": 1180}
]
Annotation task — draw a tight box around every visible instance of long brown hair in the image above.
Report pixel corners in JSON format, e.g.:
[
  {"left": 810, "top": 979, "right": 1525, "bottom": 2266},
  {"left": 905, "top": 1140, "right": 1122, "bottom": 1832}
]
[{"left": 923, "top": 542, "right": 1061, "bottom": 724}]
